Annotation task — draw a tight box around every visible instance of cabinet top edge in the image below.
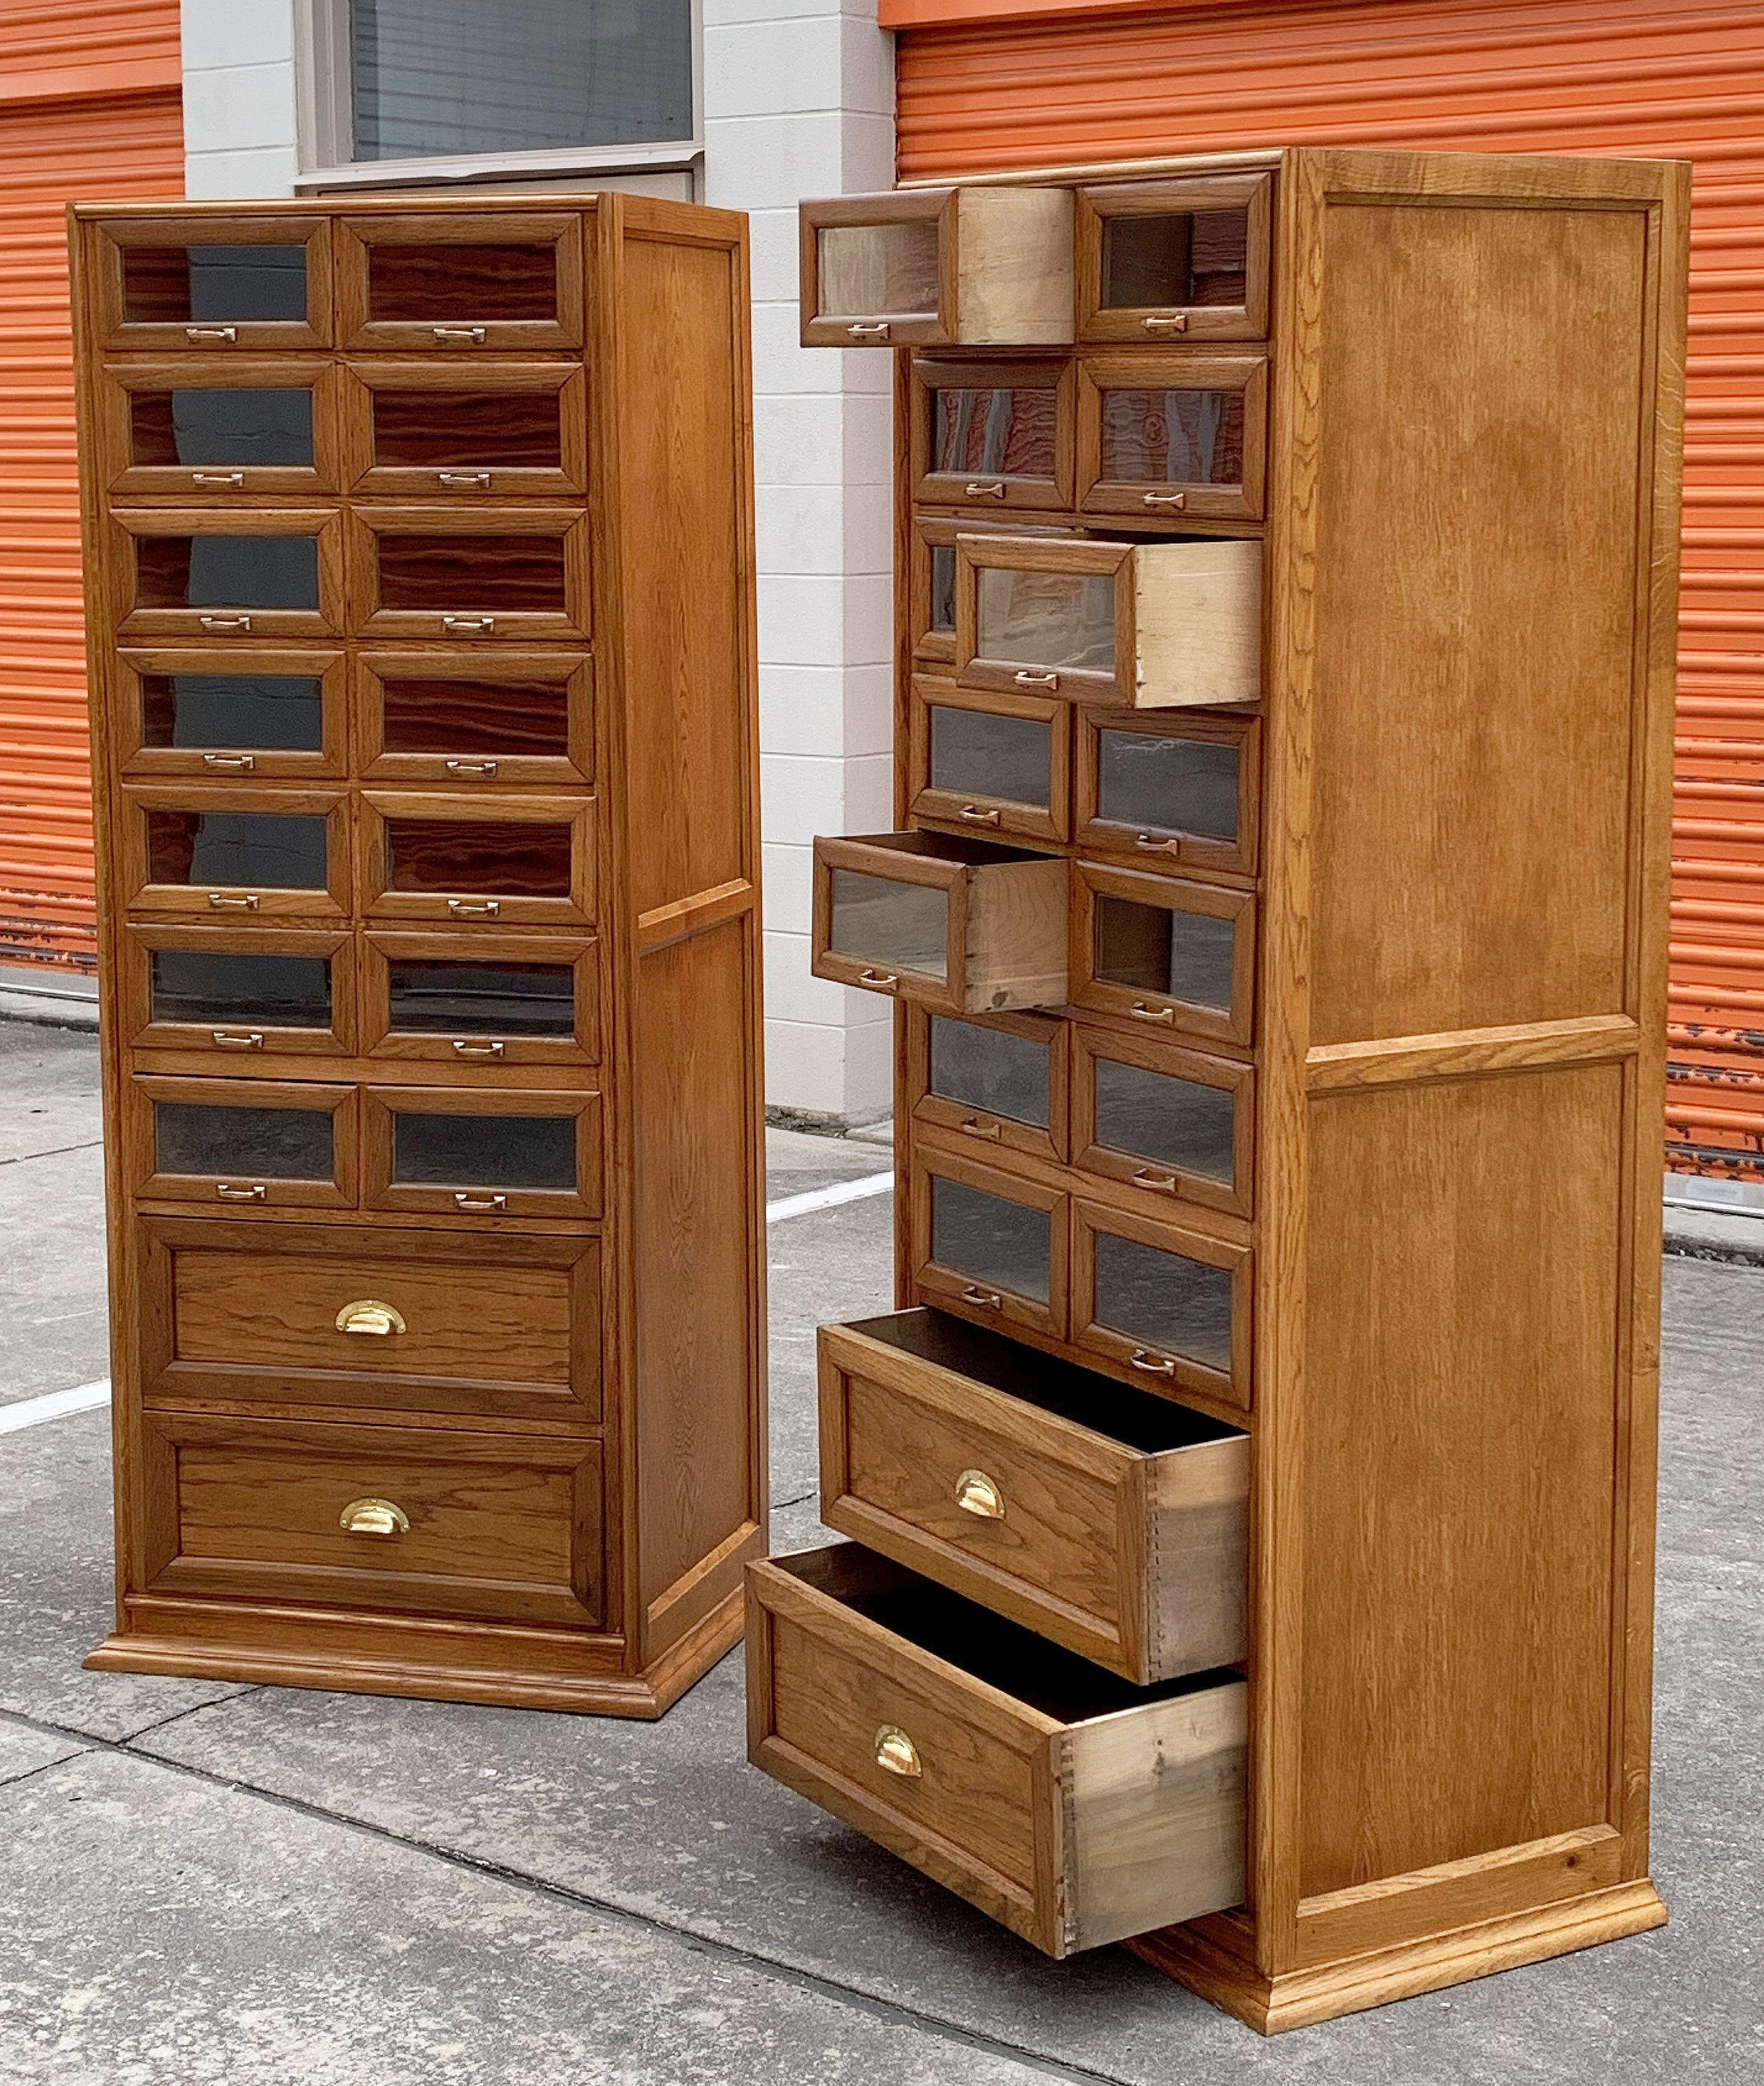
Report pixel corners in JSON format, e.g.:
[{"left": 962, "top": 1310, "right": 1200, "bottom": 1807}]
[{"left": 69, "top": 195, "right": 622, "bottom": 222}]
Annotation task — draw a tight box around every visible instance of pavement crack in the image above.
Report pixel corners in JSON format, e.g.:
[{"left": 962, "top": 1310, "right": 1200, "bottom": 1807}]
[
  {"left": 0, "top": 1749, "right": 93, "bottom": 1795},
  {"left": 0, "top": 1138, "right": 105, "bottom": 1168}
]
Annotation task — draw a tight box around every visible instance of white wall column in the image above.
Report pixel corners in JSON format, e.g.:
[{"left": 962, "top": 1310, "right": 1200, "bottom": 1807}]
[{"left": 180, "top": 0, "right": 300, "bottom": 198}]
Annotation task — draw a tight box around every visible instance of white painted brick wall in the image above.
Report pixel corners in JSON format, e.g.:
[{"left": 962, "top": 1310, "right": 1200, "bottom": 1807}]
[{"left": 181, "top": 0, "right": 299, "bottom": 198}]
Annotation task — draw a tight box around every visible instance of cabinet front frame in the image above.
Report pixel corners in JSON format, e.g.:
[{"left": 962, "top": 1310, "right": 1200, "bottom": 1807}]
[
  {"left": 1071, "top": 1021, "right": 1254, "bottom": 1221},
  {"left": 358, "top": 788, "right": 596, "bottom": 927},
  {"left": 1071, "top": 1195, "right": 1251, "bottom": 1411},
  {"left": 955, "top": 533, "right": 1134, "bottom": 705},
  {"left": 1072, "top": 861, "right": 1256, "bottom": 1050},
  {"left": 122, "top": 922, "right": 356, "bottom": 1063},
  {"left": 362, "top": 928, "right": 601, "bottom": 1068},
  {"left": 341, "top": 359, "right": 589, "bottom": 500},
  {"left": 112, "top": 506, "right": 346, "bottom": 642},
  {"left": 908, "top": 1143, "right": 1069, "bottom": 1342},
  {"left": 363, "top": 1083, "right": 603, "bottom": 1220},
  {"left": 129, "top": 1072, "right": 359, "bottom": 1211},
  {"left": 96, "top": 356, "right": 343, "bottom": 502},
  {"left": 1076, "top": 352, "right": 1267, "bottom": 522},
  {"left": 354, "top": 648, "right": 593, "bottom": 788},
  {"left": 910, "top": 355, "right": 1075, "bottom": 512},
  {"left": 905, "top": 1004, "right": 1069, "bottom": 1167},
  {"left": 800, "top": 190, "right": 955, "bottom": 348},
  {"left": 88, "top": 213, "right": 334, "bottom": 355},
  {"left": 907, "top": 674, "right": 1070, "bottom": 846},
  {"left": 111, "top": 646, "right": 348, "bottom": 783},
  {"left": 1075, "top": 173, "right": 1272, "bottom": 345},
  {"left": 119, "top": 782, "right": 351, "bottom": 923},
  {"left": 1074, "top": 706, "right": 1260, "bottom": 879},
  {"left": 335, "top": 210, "right": 587, "bottom": 352},
  {"left": 346, "top": 506, "right": 592, "bottom": 643}
]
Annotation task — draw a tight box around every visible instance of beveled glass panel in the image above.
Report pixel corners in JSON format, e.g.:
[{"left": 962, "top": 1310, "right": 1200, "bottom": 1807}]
[
  {"left": 135, "top": 535, "right": 320, "bottom": 611},
  {"left": 931, "top": 386, "right": 1058, "bottom": 478},
  {"left": 928, "top": 705, "right": 1051, "bottom": 808},
  {"left": 975, "top": 566, "right": 1115, "bottom": 673},
  {"left": 146, "top": 810, "right": 329, "bottom": 890},
  {"left": 928, "top": 1016, "right": 1049, "bottom": 1130},
  {"left": 1100, "top": 211, "right": 1249, "bottom": 311},
  {"left": 1093, "top": 1058, "right": 1234, "bottom": 1183},
  {"left": 384, "top": 820, "right": 572, "bottom": 897},
  {"left": 392, "top": 1110, "right": 576, "bottom": 1189},
  {"left": 930, "top": 1176, "right": 1050, "bottom": 1303},
  {"left": 930, "top": 544, "right": 957, "bottom": 634},
  {"left": 154, "top": 1100, "right": 333, "bottom": 1180},
  {"left": 368, "top": 243, "right": 557, "bottom": 321},
  {"left": 150, "top": 950, "right": 331, "bottom": 1028},
  {"left": 375, "top": 534, "right": 566, "bottom": 611},
  {"left": 1094, "top": 895, "right": 1236, "bottom": 1011},
  {"left": 828, "top": 869, "right": 947, "bottom": 979},
  {"left": 386, "top": 960, "right": 574, "bottom": 1038},
  {"left": 371, "top": 390, "right": 561, "bottom": 470},
  {"left": 379, "top": 675, "right": 570, "bottom": 758},
  {"left": 1093, "top": 1232, "right": 1231, "bottom": 1370},
  {"left": 140, "top": 673, "right": 323, "bottom": 752},
  {"left": 1098, "top": 388, "right": 1245, "bottom": 487},
  {"left": 818, "top": 221, "right": 940, "bottom": 320},
  {"left": 122, "top": 245, "right": 308, "bottom": 325},
  {"left": 130, "top": 388, "right": 315, "bottom": 469},
  {"left": 1095, "top": 731, "right": 1239, "bottom": 843}
]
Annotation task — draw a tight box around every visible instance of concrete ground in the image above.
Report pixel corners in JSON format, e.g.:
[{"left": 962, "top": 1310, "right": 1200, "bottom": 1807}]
[{"left": 0, "top": 1017, "right": 1758, "bottom": 2086}]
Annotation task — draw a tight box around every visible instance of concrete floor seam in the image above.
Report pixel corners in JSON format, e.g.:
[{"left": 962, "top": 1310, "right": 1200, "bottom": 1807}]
[
  {"left": 0, "top": 1137, "right": 105, "bottom": 1168},
  {"left": 0, "top": 1748, "right": 93, "bottom": 1797}
]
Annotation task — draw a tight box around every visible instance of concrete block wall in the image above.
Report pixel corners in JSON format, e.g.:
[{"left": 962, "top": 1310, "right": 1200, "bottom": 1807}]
[{"left": 181, "top": 0, "right": 300, "bottom": 198}]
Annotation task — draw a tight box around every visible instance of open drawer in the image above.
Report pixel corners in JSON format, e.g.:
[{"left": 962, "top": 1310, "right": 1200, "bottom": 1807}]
[
  {"left": 746, "top": 1542, "right": 1247, "bottom": 1956},
  {"left": 955, "top": 533, "right": 1261, "bottom": 708},
  {"left": 812, "top": 831, "right": 1067, "bottom": 1014},
  {"left": 819, "top": 1309, "right": 1248, "bottom": 1685}
]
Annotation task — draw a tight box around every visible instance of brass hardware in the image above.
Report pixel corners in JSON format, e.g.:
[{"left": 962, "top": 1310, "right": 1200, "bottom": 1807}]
[
  {"left": 454, "top": 1191, "right": 508, "bottom": 1211},
  {"left": 872, "top": 1724, "right": 921, "bottom": 1777},
  {"left": 958, "top": 1116, "right": 1002, "bottom": 1141},
  {"left": 846, "top": 322, "right": 890, "bottom": 340},
  {"left": 1142, "top": 491, "right": 1188, "bottom": 510},
  {"left": 335, "top": 1300, "right": 407, "bottom": 1337},
  {"left": 1131, "top": 1168, "right": 1179, "bottom": 1194},
  {"left": 339, "top": 1496, "right": 410, "bottom": 1537},
  {"left": 210, "top": 1030, "right": 264, "bottom": 1050},
  {"left": 959, "top": 1285, "right": 1003, "bottom": 1309},
  {"left": 192, "top": 471, "right": 245, "bottom": 488},
  {"left": 199, "top": 614, "right": 252, "bottom": 632},
  {"left": 1129, "top": 1000, "right": 1176, "bottom": 1026},
  {"left": 433, "top": 326, "right": 487, "bottom": 345},
  {"left": 857, "top": 968, "right": 899, "bottom": 991},
  {"left": 445, "top": 759, "right": 499, "bottom": 778},
  {"left": 964, "top": 481, "right": 1007, "bottom": 500},
  {"left": 1129, "top": 1348, "right": 1177, "bottom": 1376},
  {"left": 452, "top": 1038, "right": 505, "bottom": 1057},
  {"left": 1013, "top": 670, "right": 1059, "bottom": 691},
  {"left": 954, "top": 1468, "right": 1005, "bottom": 1520},
  {"left": 1133, "top": 832, "right": 1181, "bottom": 854},
  {"left": 215, "top": 1182, "right": 266, "bottom": 1202},
  {"left": 201, "top": 752, "right": 256, "bottom": 771},
  {"left": 185, "top": 325, "right": 237, "bottom": 343},
  {"left": 958, "top": 805, "right": 1002, "bottom": 827},
  {"left": 1141, "top": 314, "right": 1189, "bottom": 333},
  {"left": 446, "top": 898, "right": 501, "bottom": 918},
  {"left": 438, "top": 471, "right": 492, "bottom": 490},
  {"left": 441, "top": 615, "right": 495, "bottom": 634},
  {"left": 206, "top": 892, "right": 260, "bottom": 910}
]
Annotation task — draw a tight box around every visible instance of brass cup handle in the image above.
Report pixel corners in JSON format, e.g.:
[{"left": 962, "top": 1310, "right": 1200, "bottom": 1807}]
[
  {"left": 336, "top": 1300, "right": 407, "bottom": 1337},
  {"left": 846, "top": 322, "right": 890, "bottom": 340},
  {"left": 185, "top": 325, "right": 237, "bottom": 343},
  {"left": 1013, "top": 670, "right": 1059, "bottom": 691},
  {"left": 1131, "top": 1168, "right": 1178, "bottom": 1194},
  {"left": 193, "top": 471, "right": 245, "bottom": 488},
  {"left": 210, "top": 1030, "right": 264, "bottom": 1050},
  {"left": 437, "top": 471, "right": 492, "bottom": 489},
  {"left": 873, "top": 1724, "right": 921, "bottom": 1778},
  {"left": 206, "top": 891, "right": 259, "bottom": 909},
  {"left": 857, "top": 968, "right": 899, "bottom": 991},
  {"left": 216, "top": 1182, "right": 266, "bottom": 1202},
  {"left": 447, "top": 898, "right": 501, "bottom": 918},
  {"left": 1129, "top": 1000, "right": 1176, "bottom": 1026},
  {"left": 339, "top": 1496, "right": 410, "bottom": 1538},
  {"left": 1133, "top": 832, "right": 1180, "bottom": 854},
  {"left": 454, "top": 1191, "right": 508, "bottom": 1211},
  {"left": 199, "top": 614, "right": 252, "bottom": 631},
  {"left": 201, "top": 752, "right": 256, "bottom": 771},
  {"left": 954, "top": 1468, "right": 1005, "bottom": 1520},
  {"left": 452, "top": 1038, "right": 506, "bottom": 1057},
  {"left": 1142, "top": 491, "right": 1188, "bottom": 510},
  {"left": 959, "top": 1285, "right": 1002, "bottom": 1309},
  {"left": 958, "top": 804, "right": 1002, "bottom": 827},
  {"left": 445, "top": 758, "right": 498, "bottom": 778},
  {"left": 433, "top": 326, "right": 487, "bottom": 344},
  {"left": 1141, "top": 313, "right": 1189, "bottom": 333},
  {"left": 441, "top": 615, "right": 495, "bottom": 634},
  {"left": 964, "top": 481, "right": 1007, "bottom": 500},
  {"left": 958, "top": 1116, "right": 1002, "bottom": 1141},
  {"left": 1130, "top": 1348, "right": 1177, "bottom": 1377}
]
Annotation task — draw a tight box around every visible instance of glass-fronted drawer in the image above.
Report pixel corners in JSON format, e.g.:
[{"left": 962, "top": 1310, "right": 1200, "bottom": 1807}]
[
  {"left": 336, "top": 213, "right": 585, "bottom": 352},
  {"left": 1076, "top": 354, "right": 1267, "bottom": 521},
  {"left": 364, "top": 1088, "right": 602, "bottom": 1220},
  {"left": 345, "top": 362, "right": 587, "bottom": 498},
  {"left": 909, "top": 516, "right": 1075, "bottom": 671},
  {"left": 121, "top": 786, "right": 349, "bottom": 921},
  {"left": 1074, "top": 708, "right": 1258, "bottom": 876},
  {"left": 98, "top": 359, "right": 339, "bottom": 499},
  {"left": 362, "top": 931, "right": 599, "bottom": 1066},
  {"left": 1076, "top": 174, "right": 1271, "bottom": 345},
  {"left": 111, "top": 649, "right": 346, "bottom": 781},
  {"left": 907, "top": 677, "right": 1070, "bottom": 846},
  {"left": 1072, "top": 1025, "right": 1253, "bottom": 1221},
  {"left": 359, "top": 792, "right": 595, "bottom": 927},
  {"left": 123, "top": 925, "right": 354, "bottom": 1060},
  {"left": 909, "top": 1146, "right": 1067, "bottom": 1342},
  {"left": 906, "top": 1006, "right": 1068, "bottom": 1166},
  {"left": 350, "top": 509, "right": 590, "bottom": 641},
  {"left": 355, "top": 650, "right": 591, "bottom": 786},
  {"left": 801, "top": 189, "right": 1073, "bottom": 348},
  {"left": 1073, "top": 863, "right": 1255, "bottom": 1049},
  {"left": 911, "top": 356, "right": 1073, "bottom": 511},
  {"left": 131, "top": 1075, "right": 356, "bottom": 1210},
  {"left": 90, "top": 214, "right": 332, "bottom": 352},
  {"left": 956, "top": 533, "right": 1262, "bottom": 708},
  {"left": 1073, "top": 1198, "right": 1250, "bottom": 1410},
  {"left": 113, "top": 510, "right": 344, "bottom": 641}
]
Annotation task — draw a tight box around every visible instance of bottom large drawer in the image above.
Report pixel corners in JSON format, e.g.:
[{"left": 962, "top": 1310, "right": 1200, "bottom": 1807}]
[
  {"left": 139, "top": 1412, "right": 603, "bottom": 1629},
  {"left": 746, "top": 1542, "right": 1245, "bottom": 1957}
]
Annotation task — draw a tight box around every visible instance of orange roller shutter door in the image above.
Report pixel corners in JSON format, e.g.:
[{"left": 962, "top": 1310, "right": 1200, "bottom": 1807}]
[{"left": 889, "top": 0, "right": 1764, "bottom": 1185}]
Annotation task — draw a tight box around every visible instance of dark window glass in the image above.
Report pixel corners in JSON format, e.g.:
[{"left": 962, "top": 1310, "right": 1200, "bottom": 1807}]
[
  {"left": 1096, "top": 732, "right": 1239, "bottom": 843},
  {"left": 927, "top": 705, "right": 1050, "bottom": 809},
  {"left": 1092, "top": 1058, "right": 1235, "bottom": 1183},
  {"left": 372, "top": 390, "right": 561, "bottom": 469},
  {"left": 1093, "top": 1232, "right": 1232, "bottom": 1371},
  {"left": 929, "top": 543, "right": 957, "bottom": 634},
  {"left": 387, "top": 961, "right": 574, "bottom": 1038},
  {"left": 374, "top": 533, "right": 566, "bottom": 611},
  {"left": 150, "top": 950, "right": 331, "bottom": 1029},
  {"left": 384, "top": 820, "right": 572, "bottom": 897},
  {"left": 930, "top": 1176, "right": 1050, "bottom": 1303},
  {"left": 135, "top": 535, "right": 320, "bottom": 611},
  {"left": 129, "top": 389, "right": 314, "bottom": 470},
  {"left": 931, "top": 386, "right": 1058, "bottom": 478},
  {"left": 828, "top": 869, "right": 946, "bottom": 979},
  {"left": 379, "top": 676, "right": 570, "bottom": 758},
  {"left": 928, "top": 1016, "right": 1049, "bottom": 1130},
  {"left": 154, "top": 1100, "right": 333, "bottom": 1180},
  {"left": 140, "top": 673, "right": 324, "bottom": 752},
  {"left": 146, "top": 810, "right": 329, "bottom": 891},
  {"left": 1100, "top": 210, "right": 1249, "bottom": 311},
  {"left": 367, "top": 244, "right": 557, "bottom": 322},
  {"left": 392, "top": 1110, "right": 576, "bottom": 1190},
  {"left": 1098, "top": 388, "right": 1245, "bottom": 488},
  {"left": 1094, "top": 895, "right": 1237, "bottom": 1011},
  {"left": 121, "top": 244, "right": 308, "bottom": 325}
]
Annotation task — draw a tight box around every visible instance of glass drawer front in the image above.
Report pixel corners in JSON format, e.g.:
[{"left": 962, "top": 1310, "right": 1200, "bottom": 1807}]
[
  {"left": 151, "top": 949, "right": 330, "bottom": 1029},
  {"left": 931, "top": 1176, "right": 1050, "bottom": 1304},
  {"left": 817, "top": 221, "right": 940, "bottom": 322},
  {"left": 155, "top": 1100, "right": 333, "bottom": 1180},
  {"left": 1096, "top": 730, "right": 1239, "bottom": 843},
  {"left": 123, "top": 245, "right": 308, "bottom": 326},
  {"left": 381, "top": 674, "right": 569, "bottom": 759},
  {"left": 829, "top": 870, "right": 947, "bottom": 979},
  {"left": 370, "top": 243, "right": 558, "bottom": 323},
  {"left": 147, "top": 810, "right": 329, "bottom": 890},
  {"left": 932, "top": 386, "right": 1058, "bottom": 479},
  {"left": 1095, "top": 894, "right": 1236, "bottom": 1011},
  {"left": 372, "top": 389, "right": 561, "bottom": 471},
  {"left": 136, "top": 536, "right": 320, "bottom": 612},
  {"left": 977, "top": 566, "right": 1115, "bottom": 673},
  {"left": 1102, "top": 211, "right": 1249, "bottom": 315},
  {"left": 375, "top": 534, "right": 566, "bottom": 612},
  {"left": 131, "top": 388, "right": 314, "bottom": 469},
  {"left": 1093, "top": 1058, "right": 1234, "bottom": 1183},
  {"left": 387, "top": 960, "right": 574, "bottom": 1039},
  {"left": 392, "top": 1111, "right": 576, "bottom": 1191},
  {"left": 929, "top": 1016, "right": 1049, "bottom": 1130},
  {"left": 930, "top": 544, "right": 958, "bottom": 637},
  {"left": 929, "top": 704, "right": 1051, "bottom": 809},
  {"left": 1099, "top": 387, "right": 1244, "bottom": 490},
  {"left": 385, "top": 820, "right": 572, "bottom": 897},
  {"left": 141, "top": 672, "right": 323, "bottom": 753},
  {"left": 1093, "top": 1232, "right": 1232, "bottom": 1371}
]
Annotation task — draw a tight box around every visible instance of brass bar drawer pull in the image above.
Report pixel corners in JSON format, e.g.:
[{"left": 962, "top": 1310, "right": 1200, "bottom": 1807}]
[
  {"left": 202, "top": 752, "right": 256, "bottom": 771},
  {"left": 1129, "top": 1000, "right": 1175, "bottom": 1026},
  {"left": 185, "top": 325, "right": 237, "bottom": 343},
  {"left": 1142, "top": 491, "right": 1188, "bottom": 510},
  {"left": 447, "top": 898, "right": 501, "bottom": 918},
  {"left": 847, "top": 322, "right": 889, "bottom": 341},
  {"left": 857, "top": 967, "right": 899, "bottom": 991},
  {"left": 210, "top": 1030, "right": 264, "bottom": 1050},
  {"left": 207, "top": 892, "right": 259, "bottom": 910},
  {"left": 1013, "top": 670, "right": 1059, "bottom": 691},
  {"left": 441, "top": 615, "right": 495, "bottom": 634},
  {"left": 445, "top": 758, "right": 499, "bottom": 778},
  {"left": 335, "top": 1300, "right": 407, "bottom": 1337},
  {"left": 1129, "top": 1348, "right": 1177, "bottom": 1377},
  {"left": 873, "top": 1723, "right": 921, "bottom": 1777},
  {"left": 339, "top": 1496, "right": 409, "bottom": 1537},
  {"left": 959, "top": 1116, "right": 1002, "bottom": 1141},
  {"left": 1131, "top": 1168, "right": 1178, "bottom": 1194},
  {"left": 1141, "top": 313, "right": 1188, "bottom": 333},
  {"left": 1133, "top": 832, "right": 1180, "bottom": 854},
  {"left": 964, "top": 481, "right": 1007, "bottom": 500},
  {"left": 215, "top": 1182, "right": 266, "bottom": 1202},
  {"left": 438, "top": 471, "right": 492, "bottom": 490},
  {"left": 433, "top": 326, "right": 487, "bottom": 344},
  {"left": 454, "top": 1191, "right": 508, "bottom": 1211},
  {"left": 199, "top": 614, "right": 251, "bottom": 632},
  {"left": 452, "top": 1038, "right": 505, "bottom": 1057},
  {"left": 959, "top": 1285, "right": 1003, "bottom": 1309},
  {"left": 954, "top": 1468, "right": 1005, "bottom": 1520},
  {"left": 193, "top": 471, "right": 245, "bottom": 488},
  {"left": 958, "top": 804, "right": 1002, "bottom": 826}
]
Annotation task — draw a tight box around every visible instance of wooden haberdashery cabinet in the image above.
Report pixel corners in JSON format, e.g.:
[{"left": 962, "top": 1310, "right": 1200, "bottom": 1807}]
[
  {"left": 759, "top": 146, "right": 1689, "bottom": 2032},
  {"left": 71, "top": 191, "right": 767, "bottom": 1717}
]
